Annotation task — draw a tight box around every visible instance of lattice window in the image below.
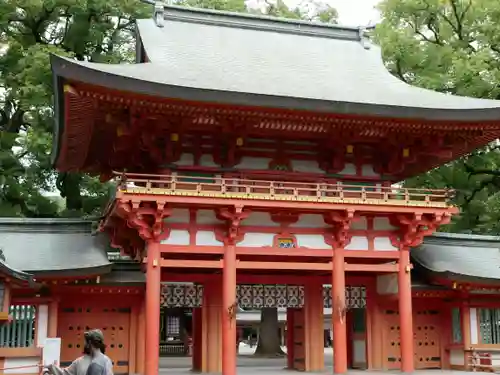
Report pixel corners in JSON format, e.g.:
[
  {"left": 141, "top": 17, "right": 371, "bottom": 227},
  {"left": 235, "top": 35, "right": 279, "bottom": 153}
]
[
  {"left": 479, "top": 308, "right": 500, "bottom": 344},
  {"left": 451, "top": 307, "right": 463, "bottom": 343},
  {"left": 167, "top": 316, "right": 180, "bottom": 336},
  {"left": 277, "top": 238, "right": 296, "bottom": 249},
  {"left": 0, "top": 305, "right": 36, "bottom": 347}
]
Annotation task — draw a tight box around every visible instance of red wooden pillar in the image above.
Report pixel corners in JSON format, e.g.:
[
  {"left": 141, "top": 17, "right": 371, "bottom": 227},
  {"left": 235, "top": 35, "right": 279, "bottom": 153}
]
[
  {"left": 286, "top": 308, "right": 295, "bottom": 369},
  {"left": 136, "top": 299, "right": 146, "bottom": 375},
  {"left": 145, "top": 241, "right": 161, "bottom": 375},
  {"left": 222, "top": 243, "right": 237, "bottom": 375},
  {"left": 192, "top": 307, "right": 202, "bottom": 371},
  {"left": 333, "top": 248, "right": 347, "bottom": 374},
  {"left": 399, "top": 249, "right": 414, "bottom": 373}
]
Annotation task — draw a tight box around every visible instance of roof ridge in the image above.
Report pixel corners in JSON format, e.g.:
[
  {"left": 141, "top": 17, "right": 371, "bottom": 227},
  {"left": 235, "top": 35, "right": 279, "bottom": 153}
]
[
  {"left": 430, "top": 231, "right": 500, "bottom": 242},
  {"left": 149, "top": 4, "right": 367, "bottom": 42}
]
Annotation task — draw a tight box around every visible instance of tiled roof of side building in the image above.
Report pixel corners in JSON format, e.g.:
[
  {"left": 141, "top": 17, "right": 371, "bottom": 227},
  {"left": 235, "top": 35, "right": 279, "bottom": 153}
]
[
  {"left": 412, "top": 232, "right": 500, "bottom": 284},
  {"left": 50, "top": 5, "right": 500, "bottom": 122},
  {"left": 0, "top": 218, "right": 112, "bottom": 277},
  {"left": 0, "top": 257, "right": 33, "bottom": 285}
]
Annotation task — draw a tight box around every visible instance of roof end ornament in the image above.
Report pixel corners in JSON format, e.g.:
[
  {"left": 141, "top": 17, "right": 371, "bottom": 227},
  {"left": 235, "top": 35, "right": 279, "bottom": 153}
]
[
  {"left": 154, "top": 1, "right": 165, "bottom": 28},
  {"left": 358, "top": 27, "right": 371, "bottom": 50}
]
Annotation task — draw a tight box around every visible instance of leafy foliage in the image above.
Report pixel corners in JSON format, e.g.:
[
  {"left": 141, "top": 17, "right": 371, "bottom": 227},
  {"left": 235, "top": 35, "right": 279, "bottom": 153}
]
[
  {"left": 0, "top": 0, "right": 337, "bottom": 218},
  {"left": 0, "top": 0, "right": 150, "bottom": 217},
  {"left": 376, "top": 0, "right": 500, "bottom": 234}
]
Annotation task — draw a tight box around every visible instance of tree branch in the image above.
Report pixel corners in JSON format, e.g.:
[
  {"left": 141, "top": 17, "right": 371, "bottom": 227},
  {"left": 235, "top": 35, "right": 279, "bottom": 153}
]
[
  {"left": 464, "top": 162, "right": 500, "bottom": 177},
  {"left": 395, "top": 58, "right": 409, "bottom": 83}
]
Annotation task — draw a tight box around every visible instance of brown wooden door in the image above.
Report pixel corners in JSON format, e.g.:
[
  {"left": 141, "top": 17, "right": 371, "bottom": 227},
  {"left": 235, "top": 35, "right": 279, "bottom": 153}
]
[
  {"left": 292, "top": 308, "right": 306, "bottom": 371},
  {"left": 382, "top": 308, "right": 401, "bottom": 370},
  {"left": 59, "top": 299, "right": 131, "bottom": 375},
  {"left": 382, "top": 304, "right": 443, "bottom": 370},
  {"left": 413, "top": 307, "right": 442, "bottom": 369}
]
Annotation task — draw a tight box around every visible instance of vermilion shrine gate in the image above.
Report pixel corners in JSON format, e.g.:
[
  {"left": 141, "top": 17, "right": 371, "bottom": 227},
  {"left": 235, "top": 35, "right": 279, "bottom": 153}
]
[{"left": 4, "top": 4, "right": 500, "bottom": 375}]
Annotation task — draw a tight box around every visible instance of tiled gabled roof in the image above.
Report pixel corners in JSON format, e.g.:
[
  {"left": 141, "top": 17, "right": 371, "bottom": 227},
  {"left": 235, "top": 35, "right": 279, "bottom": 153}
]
[
  {"left": 412, "top": 232, "right": 500, "bottom": 284},
  {"left": 50, "top": 5, "right": 500, "bottom": 121},
  {"left": 0, "top": 218, "right": 112, "bottom": 277}
]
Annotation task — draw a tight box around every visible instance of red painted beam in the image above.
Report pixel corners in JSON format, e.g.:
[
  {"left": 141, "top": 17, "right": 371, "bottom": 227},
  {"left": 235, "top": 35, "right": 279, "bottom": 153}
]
[
  {"left": 117, "top": 192, "right": 457, "bottom": 214},
  {"left": 159, "top": 258, "right": 400, "bottom": 273},
  {"left": 159, "top": 245, "right": 400, "bottom": 259},
  {"left": 161, "top": 273, "right": 373, "bottom": 285},
  {"left": 160, "top": 259, "right": 222, "bottom": 268},
  {"left": 344, "top": 263, "right": 399, "bottom": 272}
]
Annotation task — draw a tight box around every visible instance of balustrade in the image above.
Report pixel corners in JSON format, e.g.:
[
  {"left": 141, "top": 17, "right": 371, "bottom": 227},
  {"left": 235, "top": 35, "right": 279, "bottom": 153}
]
[{"left": 114, "top": 172, "right": 453, "bottom": 207}]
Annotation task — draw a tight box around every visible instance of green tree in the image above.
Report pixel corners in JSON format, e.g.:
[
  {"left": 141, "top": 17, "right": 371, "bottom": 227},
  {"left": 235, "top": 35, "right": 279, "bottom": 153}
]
[
  {"left": 0, "top": 0, "right": 338, "bottom": 356},
  {"left": 0, "top": 0, "right": 150, "bottom": 217},
  {"left": 375, "top": 0, "right": 500, "bottom": 234}
]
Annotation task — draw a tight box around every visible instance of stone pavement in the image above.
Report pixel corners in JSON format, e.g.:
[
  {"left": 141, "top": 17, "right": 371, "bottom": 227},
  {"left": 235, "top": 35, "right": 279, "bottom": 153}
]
[{"left": 158, "top": 346, "right": 478, "bottom": 374}]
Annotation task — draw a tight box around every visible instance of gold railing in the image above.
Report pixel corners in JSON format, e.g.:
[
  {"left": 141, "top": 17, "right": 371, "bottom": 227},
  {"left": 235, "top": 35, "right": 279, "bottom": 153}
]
[{"left": 114, "top": 172, "right": 453, "bottom": 208}]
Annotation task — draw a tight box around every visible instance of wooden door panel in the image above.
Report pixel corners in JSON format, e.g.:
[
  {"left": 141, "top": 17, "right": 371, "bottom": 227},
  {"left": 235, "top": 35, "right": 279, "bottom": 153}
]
[
  {"left": 414, "top": 308, "right": 441, "bottom": 369},
  {"left": 382, "top": 304, "right": 443, "bottom": 370},
  {"left": 383, "top": 308, "right": 401, "bottom": 370},
  {"left": 292, "top": 308, "right": 305, "bottom": 371},
  {"left": 59, "top": 303, "right": 131, "bottom": 375}
]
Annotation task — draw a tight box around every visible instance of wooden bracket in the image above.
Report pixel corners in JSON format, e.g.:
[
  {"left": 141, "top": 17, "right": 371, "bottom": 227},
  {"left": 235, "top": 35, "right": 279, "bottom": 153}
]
[
  {"left": 390, "top": 212, "right": 452, "bottom": 248},
  {"left": 216, "top": 205, "right": 250, "bottom": 245},
  {"left": 324, "top": 209, "right": 355, "bottom": 249}
]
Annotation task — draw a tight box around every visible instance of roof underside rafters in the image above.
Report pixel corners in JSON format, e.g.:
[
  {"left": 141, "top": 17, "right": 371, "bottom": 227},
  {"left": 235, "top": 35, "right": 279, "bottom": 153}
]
[
  {"left": 54, "top": 82, "right": 500, "bottom": 179},
  {"left": 50, "top": 5, "right": 500, "bottom": 175}
]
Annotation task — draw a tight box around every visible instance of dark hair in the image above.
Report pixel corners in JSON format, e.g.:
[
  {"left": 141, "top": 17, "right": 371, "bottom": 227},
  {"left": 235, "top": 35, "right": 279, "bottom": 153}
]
[{"left": 85, "top": 337, "right": 107, "bottom": 354}]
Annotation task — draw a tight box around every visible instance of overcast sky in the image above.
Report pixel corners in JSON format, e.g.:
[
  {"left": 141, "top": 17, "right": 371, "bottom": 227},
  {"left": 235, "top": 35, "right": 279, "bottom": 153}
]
[
  {"left": 328, "top": 0, "right": 381, "bottom": 26},
  {"left": 287, "top": 0, "right": 381, "bottom": 27}
]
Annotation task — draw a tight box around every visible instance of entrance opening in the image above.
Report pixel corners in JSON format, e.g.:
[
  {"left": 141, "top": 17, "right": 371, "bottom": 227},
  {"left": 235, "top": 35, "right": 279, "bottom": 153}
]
[
  {"left": 347, "top": 307, "right": 368, "bottom": 369},
  {"left": 159, "top": 307, "right": 192, "bottom": 357},
  {"left": 158, "top": 283, "right": 369, "bottom": 372}
]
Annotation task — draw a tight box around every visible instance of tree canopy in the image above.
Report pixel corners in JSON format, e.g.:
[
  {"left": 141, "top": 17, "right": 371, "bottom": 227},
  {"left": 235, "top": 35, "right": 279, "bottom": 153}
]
[
  {"left": 0, "top": 0, "right": 337, "bottom": 219},
  {"left": 376, "top": 0, "right": 500, "bottom": 234},
  {"left": 0, "top": 0, "right": 150, "bottom": 217},
  {"left": 3, "top": 0, "right": 500, "bottom": 234}
]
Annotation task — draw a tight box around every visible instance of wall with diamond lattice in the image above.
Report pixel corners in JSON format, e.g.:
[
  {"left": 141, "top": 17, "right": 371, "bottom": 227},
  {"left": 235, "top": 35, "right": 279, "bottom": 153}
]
[{"left": 160, "top": 284, "right": 366, "bottom": 309}]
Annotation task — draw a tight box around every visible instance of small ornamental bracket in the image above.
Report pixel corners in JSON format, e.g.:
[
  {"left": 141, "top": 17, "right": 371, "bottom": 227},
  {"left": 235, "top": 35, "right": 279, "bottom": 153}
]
[
  {"left": 227, "top": 301, "right": 238, "bottom": 327},
  {"left": 324, "top": 209, "right": 355, "bottom": 249},
  {"left": 358, "top": 27, "right": 371, "bottom": 50},
  {"left": 216, "top": 205, "right": 250, "bottom": 245},
  {"left": 335, "top": 295, "right": 348, "bottom": 324},
  {"left": 390, "top": 212, "right": 452, "bottom": 249},
  {"left": 117, "top": 201, "right": 172, "bottom": 242},
  {"left": 153, "top": 1, "right": 165, "bottom": 28}
]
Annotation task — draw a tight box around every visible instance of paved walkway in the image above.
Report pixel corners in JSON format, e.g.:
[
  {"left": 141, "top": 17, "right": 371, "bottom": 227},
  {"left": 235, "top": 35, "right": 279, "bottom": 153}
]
[{"left": 158, "top": 346, "right": 478, "bottom": 374}]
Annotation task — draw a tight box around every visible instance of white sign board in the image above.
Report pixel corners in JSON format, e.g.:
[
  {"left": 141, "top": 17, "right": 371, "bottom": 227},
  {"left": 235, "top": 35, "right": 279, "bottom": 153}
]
[{"left": 43, "top": 338, "right": 61, "bottom": 366}]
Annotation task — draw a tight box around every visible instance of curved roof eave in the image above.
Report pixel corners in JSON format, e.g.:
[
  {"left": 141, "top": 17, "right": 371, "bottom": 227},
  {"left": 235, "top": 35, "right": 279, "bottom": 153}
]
[
  {"left": 0, "top": 260, "right": 34, "bottom": 286},
  {"left": 0, "top": 218, "right": 113, "bottom": 278},
  {"left": 51, "top": 55, "right": 500, "bottom": 122},
  {"left": 411, "top": 233, "right": 500, "bottom": 284},
  {"left": 50, "top": 52, "right": 500, "bottom": 167},
  {"left": 28, "top": 264, "right": 113, "bottom": 279},
  {"left": 51, "top": 54, "right": 500, "bottom": 122}
]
